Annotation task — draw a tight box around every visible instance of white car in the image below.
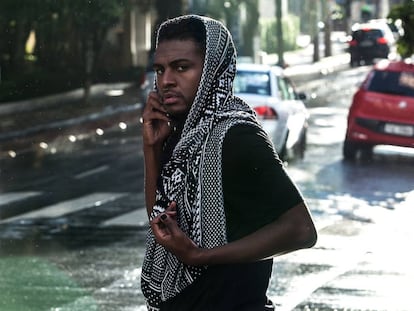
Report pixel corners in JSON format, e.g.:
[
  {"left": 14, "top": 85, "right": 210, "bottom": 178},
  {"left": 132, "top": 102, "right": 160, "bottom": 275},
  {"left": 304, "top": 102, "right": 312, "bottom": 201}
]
[{"left": 234, "top": 63, "right": 309, "bottom": 160}]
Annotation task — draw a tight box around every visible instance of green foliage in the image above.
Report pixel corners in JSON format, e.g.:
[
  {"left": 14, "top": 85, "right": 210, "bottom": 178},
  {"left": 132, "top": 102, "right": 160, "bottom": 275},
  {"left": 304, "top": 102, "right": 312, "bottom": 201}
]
[
  {"left": 33, "top": 0, "right": 128, "bottom": 72},
  {"left": 203, "top": 0, "right": 259, "bottom": 58},
  {"left": 388, "top": 1, "right": 414, "bottom": 58},
  {"left": 260, "top": 15, "right": 300, "bottom": 54},
  {"left": 0, "top": 0, "right": 129, "bottom": 102}
]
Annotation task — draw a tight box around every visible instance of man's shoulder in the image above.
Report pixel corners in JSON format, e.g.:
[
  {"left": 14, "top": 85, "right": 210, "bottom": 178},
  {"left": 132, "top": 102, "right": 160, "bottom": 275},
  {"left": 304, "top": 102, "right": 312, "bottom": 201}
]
[
  {"left": 224, "top": 123, "right": 267, "bottom": 146},
  {"left": 226, "top": 123, "right": 262, "bottom": 137},
  {"left": 222, "top": 123, "right": 277, "bottom": 165}
]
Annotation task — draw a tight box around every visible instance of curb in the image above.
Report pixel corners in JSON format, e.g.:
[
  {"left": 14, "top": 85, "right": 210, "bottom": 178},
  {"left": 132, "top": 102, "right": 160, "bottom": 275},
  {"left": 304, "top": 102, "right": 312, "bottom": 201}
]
[
  {"left": 0, "top": 82, "right": 135, "bottom": 116},
  {"left": 285, "top": 53, "right": 350, "bottom": 80},
  {"left": 0, "top": 103, "right": 142, "bottom": 142}
]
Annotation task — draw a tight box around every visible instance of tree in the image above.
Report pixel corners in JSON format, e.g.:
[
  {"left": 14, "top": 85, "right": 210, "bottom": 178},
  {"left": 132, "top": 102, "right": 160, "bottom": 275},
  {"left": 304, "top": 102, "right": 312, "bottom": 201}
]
[
  {"left": 309, "top": 0, "right": 319, "bottom": 62},
  {"left": 201, "top": 0, "right": 259, "bottom": 60},
  {"left": 322, "top": 0, "right": 332, "bottom": 57},
  {"left": 275, "top": 0, "right": 284, "bottom": 66},
  {"left": 151, "top": 0, "right": 184, "bottom": 52},
  {"left": 0, "top": 0, "right": 40, "bottom": 73},
  {"left": 63, "top": 0, "right": 128, "bottom": 102},
  {"left": 0, "top": 0, "right": 127, "bottom": 103},
  {"left": 388, "top": 1, "right": 414, "bottom": 59},
  {"left": 241, "top": 0, "right": 259, "bottom": 58}
]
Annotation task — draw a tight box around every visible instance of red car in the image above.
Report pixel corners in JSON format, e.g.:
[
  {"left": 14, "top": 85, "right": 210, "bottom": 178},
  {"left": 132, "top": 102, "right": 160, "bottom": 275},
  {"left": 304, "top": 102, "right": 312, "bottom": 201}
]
[{"left": 343, "top": 60, "right": 414, "bottom": 160}]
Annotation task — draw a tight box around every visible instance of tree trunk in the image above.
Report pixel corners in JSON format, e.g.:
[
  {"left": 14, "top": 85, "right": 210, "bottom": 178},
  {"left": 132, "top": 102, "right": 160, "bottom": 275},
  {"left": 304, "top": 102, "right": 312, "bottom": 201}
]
[
  {"left": 310, "top": 0, "right": 319, "bottom": 62},
  {"left": 242, "top": 0, "right": 259, "bottom": 59},
  {"left": 275, "top": 0, "right": 284, "bottom": 67},
  {"left": 322, "top": 0, "right": 332, "bottom": 57}
]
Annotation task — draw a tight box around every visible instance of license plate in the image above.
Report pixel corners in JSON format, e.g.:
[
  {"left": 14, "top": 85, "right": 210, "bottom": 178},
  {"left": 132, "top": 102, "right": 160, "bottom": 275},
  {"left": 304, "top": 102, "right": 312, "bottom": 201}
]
[
  {"left": 384, "top": 123, "right": 414, "bottom": 137},
  {"left": 360, "top": 40, "right": 373, "bottom": 47}
]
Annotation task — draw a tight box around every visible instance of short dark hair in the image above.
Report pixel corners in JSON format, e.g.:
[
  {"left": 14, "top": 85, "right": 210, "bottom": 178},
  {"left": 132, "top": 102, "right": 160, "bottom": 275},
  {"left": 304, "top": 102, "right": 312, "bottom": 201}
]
[{"left": 157, "top": 17, "right": 206, "bottom": 54}]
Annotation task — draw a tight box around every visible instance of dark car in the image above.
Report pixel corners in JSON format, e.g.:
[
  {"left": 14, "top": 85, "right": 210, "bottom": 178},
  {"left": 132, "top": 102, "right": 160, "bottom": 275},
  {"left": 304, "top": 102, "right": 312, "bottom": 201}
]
[
  {"left": 348, "top": 22, "right": 396, "bottom": 67},
  {"left": 343, "top": 60, "right": 414, "bottom": 160}
]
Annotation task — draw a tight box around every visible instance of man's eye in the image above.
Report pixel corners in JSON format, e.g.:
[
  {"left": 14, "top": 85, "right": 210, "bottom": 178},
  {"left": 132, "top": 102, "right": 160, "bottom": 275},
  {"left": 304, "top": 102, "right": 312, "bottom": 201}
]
[
  {"left": 155, "top": 69, "right": 163, "bottom": 75},
  {"left": 176, "top": 66, "right": 187, "bottom": 72}
]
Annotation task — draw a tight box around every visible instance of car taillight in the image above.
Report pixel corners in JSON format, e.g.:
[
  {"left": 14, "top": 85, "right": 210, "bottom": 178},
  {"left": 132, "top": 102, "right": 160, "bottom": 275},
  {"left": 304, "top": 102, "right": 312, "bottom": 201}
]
[
  {"left": 377, "top": 37, "right": 388, "bottom": 44},
  {"left": 254, "top": 106, "right": 278, "bottom": 120},
  {"left": 349, "top": 40, "right": 358, "bottom": 47}
]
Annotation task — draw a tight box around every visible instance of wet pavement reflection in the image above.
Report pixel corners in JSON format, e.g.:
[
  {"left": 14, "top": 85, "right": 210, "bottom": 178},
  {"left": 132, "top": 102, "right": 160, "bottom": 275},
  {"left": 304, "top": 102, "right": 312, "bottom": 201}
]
[{"left": 1, "top": 64, "right": 414, "bottom": 310}]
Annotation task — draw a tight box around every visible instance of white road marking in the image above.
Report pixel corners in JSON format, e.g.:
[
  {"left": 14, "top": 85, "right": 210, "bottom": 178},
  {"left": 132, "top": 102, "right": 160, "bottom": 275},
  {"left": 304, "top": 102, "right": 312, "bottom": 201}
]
[
  {"left": 103, "top": 208, "right": 148, "bottom": 227},
  {"left": 0, "top": 192, "right": 42, "bottom": 205},
  {"left": 74, "top": 165, "right": 110, "bottom": 179},
  {"left": 0, "top": 192, "right": 128, "bottom": 223},
  {"left": 103, "top": 193, "right": 147, "bottom": 226}
]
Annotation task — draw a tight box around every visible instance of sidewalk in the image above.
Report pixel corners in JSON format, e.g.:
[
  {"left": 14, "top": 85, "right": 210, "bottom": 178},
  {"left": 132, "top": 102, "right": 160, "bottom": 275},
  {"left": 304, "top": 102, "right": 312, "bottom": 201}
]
[{"left": 0, "top": 82, "right": 142, "bottom": 143}]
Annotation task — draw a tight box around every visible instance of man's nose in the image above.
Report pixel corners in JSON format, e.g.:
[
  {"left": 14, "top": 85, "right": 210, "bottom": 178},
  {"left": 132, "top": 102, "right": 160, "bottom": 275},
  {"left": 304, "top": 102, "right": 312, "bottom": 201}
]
[{"left": 159, "top": 69, "right": 176, "bottom": 88}]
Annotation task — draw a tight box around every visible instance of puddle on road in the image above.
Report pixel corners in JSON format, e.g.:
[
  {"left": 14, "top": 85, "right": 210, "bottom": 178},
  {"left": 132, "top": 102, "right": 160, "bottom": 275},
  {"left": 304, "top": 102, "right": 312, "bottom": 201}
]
[{"left": 0, "top": 220, "right": 147, "bottom": 256}]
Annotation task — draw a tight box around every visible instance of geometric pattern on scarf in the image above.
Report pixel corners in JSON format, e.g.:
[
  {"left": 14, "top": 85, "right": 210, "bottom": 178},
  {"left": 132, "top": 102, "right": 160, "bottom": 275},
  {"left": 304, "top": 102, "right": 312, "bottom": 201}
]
[{"left": 141, "top": 15, "right": 261, "bottom": 310}]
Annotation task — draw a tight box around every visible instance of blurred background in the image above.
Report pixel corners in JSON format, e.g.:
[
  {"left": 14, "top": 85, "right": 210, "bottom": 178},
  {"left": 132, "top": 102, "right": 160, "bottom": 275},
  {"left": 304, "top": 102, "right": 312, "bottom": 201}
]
[
  {"left": 0, "top": 0, "right": 404, "bottom": 104},
  {"left": 1, "top": 1, "right": 413, "bottom": 311}
]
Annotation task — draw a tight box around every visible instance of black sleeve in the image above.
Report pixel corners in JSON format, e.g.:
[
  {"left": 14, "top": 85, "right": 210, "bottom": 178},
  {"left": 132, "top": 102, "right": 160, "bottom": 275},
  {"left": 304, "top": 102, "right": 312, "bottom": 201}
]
[{"left": 222, "top": 124, "right": 304, "bottom": 241}]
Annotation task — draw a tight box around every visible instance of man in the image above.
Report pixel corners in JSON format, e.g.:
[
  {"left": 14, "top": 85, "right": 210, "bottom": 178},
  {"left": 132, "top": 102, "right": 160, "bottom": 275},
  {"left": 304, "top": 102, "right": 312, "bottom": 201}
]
[{"left": 140, "top": 15, "right": 317, "bottom": 311}]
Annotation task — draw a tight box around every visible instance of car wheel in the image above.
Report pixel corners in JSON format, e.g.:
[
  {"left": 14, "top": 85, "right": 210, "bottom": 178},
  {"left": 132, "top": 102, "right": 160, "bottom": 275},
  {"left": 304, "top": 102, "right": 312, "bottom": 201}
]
[
  {"left": 278, "top": 135, "right": 288, "bottom": 161},
  {"left": 294, "top": 128, "right": 307, "bottom": 159},
  {"left": 343, "top": 140, "right": 358, "bottom": 160},
  {"left": 350, "top": 58, "right": 359, "bottom": 67},
  {"left": 360, "top": 145, "right": 374, "bottom": 160},
  {"left": 364, "top": 59, "right": 374, "bottom": 65}
]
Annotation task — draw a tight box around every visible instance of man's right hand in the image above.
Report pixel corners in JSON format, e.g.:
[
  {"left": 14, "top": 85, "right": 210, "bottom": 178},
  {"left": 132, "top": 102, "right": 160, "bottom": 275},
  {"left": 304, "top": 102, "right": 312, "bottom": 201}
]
[{"left": 142, "top": 91, "right": 172, "bottom": 147}]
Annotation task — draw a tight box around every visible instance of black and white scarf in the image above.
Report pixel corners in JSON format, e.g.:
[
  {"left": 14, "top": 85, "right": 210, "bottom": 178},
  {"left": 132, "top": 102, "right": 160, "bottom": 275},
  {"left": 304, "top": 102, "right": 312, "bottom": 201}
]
[{"left": 141, "top": 15, "right": 261, "bottom": 310}]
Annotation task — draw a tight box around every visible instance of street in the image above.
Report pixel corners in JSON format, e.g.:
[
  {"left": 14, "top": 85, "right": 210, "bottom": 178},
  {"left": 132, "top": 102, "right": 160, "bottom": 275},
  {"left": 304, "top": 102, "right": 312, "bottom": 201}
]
[{"left": 1, "top": 55, "right": 414, "bottom": 311}]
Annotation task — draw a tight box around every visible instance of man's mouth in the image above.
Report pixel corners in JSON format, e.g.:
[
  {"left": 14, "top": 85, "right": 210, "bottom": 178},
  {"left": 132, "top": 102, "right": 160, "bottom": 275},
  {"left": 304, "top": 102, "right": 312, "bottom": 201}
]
[{"left": 163, "top": 92, "right": 180, "bottom": 105}]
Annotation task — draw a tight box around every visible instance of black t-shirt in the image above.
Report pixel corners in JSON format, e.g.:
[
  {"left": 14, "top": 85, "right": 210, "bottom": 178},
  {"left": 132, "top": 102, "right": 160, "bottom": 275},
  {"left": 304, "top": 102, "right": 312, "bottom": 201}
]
[
  {"left": 159, "top": 124, "right": 304, "bottom": 311},
  {"left": 223, "top": 124, "right": 304, "bottom": 241}
]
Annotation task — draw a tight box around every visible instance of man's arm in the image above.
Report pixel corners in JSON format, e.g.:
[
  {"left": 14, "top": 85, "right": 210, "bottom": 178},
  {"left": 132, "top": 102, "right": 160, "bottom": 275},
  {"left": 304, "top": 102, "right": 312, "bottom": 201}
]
[
  {"left": 142, "top": 91, "right": 171, "bottom": 217},
  {"left": 150, "top": 124, "right": 317, "bottom": 265},
  {"left": 151, "top": 201, "right": 317, "bottom": 266}
]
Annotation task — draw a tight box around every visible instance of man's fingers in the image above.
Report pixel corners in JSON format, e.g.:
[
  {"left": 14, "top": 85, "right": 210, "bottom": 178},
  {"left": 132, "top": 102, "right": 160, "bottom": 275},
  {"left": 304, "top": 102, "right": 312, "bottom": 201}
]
[
  {"left": 160, "top": 213, "right": 180, "bottom": 234},
  {"left": 166, "top": 201, "right": 177, "bottom": 211},
  {"left": 142, "top": 91, "right": 169, "bottom": 123},
  {"left": 147, "top": 92, "right": 167, "bottom": 114}
]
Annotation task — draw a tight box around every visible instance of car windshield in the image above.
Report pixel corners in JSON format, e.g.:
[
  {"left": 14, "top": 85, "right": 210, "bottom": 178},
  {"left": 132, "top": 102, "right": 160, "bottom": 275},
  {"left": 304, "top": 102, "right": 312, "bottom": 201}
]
[
  {"left": 353, "top": 29, "right": 383, "bottom": 41},
  {"left": 367, "top": 70, "right": 414, "bottom": 97},
  {"left": 234, "top": 71, "right": 271, "bottom": 95}
]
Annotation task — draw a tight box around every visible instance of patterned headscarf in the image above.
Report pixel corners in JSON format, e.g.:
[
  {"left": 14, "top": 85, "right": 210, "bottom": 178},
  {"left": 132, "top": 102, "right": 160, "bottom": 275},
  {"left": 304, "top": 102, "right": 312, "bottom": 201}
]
[{"left": 141, "top": 15, "right": 261, "bottom": 310}]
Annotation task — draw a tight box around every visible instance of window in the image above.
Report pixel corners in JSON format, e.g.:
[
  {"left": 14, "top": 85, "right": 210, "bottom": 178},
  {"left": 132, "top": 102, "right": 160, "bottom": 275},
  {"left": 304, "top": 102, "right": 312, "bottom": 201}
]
[
  {"left": 368, "top": 70, "right": 414, "bottom": 97},
  {"left": 234, "top": 71, "right": 271, "bottom": 95},
  {"left": 277, "top": 76, "right": 294, "bottom": 100}
]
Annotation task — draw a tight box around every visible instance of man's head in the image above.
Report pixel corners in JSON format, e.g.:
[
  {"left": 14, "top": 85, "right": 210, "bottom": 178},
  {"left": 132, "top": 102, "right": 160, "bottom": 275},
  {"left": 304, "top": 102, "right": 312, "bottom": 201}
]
[
  {"left": 157, "top": 17, "right": 206, "bottom": 56},
  {"left": 153, "top": 17, "right": 206, "bottom": 119},
  {"left": 153, "top": 15, "right": 237, "bottom": 128}
]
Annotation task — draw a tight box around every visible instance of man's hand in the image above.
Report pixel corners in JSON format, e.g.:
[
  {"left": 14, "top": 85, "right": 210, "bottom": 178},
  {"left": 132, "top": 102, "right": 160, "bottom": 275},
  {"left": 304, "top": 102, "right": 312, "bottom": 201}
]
[
  {"left": 151, "top": 202, "right": 203, "bottom": 266},
  {"left": 142, "top": 91, "right": 171, "bottom": 147}
]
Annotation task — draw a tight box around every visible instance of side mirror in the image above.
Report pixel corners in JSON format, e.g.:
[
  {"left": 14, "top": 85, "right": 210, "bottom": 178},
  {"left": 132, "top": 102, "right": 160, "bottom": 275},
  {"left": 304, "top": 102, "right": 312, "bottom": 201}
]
[{"left": 296, "top": 92, "right": 307, "bottom": 100}]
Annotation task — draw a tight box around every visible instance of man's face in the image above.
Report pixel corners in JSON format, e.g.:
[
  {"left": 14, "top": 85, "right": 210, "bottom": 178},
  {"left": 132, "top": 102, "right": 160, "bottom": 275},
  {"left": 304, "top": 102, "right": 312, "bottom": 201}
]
[{"left": 153, "top": 39, "right": 204, "bottom": 118}]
